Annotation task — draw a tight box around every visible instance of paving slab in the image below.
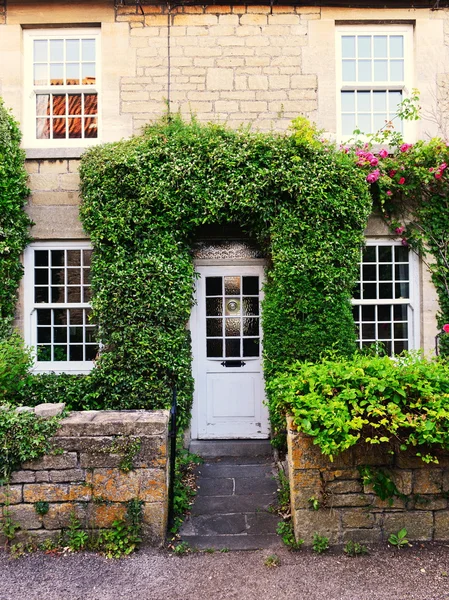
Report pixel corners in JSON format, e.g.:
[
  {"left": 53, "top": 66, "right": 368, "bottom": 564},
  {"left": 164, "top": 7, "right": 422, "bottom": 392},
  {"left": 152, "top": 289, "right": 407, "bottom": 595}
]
[{"left": 180, "top": 446, "right": 281, "bottom": 550}]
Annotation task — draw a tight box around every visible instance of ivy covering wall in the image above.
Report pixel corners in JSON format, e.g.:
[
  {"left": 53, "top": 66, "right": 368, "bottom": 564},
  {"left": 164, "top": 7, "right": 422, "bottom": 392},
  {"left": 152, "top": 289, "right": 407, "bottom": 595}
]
[
  {"left": 0, "top": 99, "right": 31, "bottom": 338},
  {"left": 79, "top": 116, "right": 372, "bottom": 428}
]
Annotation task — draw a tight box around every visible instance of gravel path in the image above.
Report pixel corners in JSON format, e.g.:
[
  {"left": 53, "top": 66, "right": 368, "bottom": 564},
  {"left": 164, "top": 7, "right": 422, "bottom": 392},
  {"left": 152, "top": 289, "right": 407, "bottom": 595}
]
[{"left": 1, "top": 543, "right": 449, "bottom": 600}]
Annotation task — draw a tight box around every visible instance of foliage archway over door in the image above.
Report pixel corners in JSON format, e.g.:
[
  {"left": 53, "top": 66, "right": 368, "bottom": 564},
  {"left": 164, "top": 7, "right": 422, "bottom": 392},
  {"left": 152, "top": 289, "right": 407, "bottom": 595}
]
[{"left": 79, "top": 116, "right": 371, "bottom": 431}]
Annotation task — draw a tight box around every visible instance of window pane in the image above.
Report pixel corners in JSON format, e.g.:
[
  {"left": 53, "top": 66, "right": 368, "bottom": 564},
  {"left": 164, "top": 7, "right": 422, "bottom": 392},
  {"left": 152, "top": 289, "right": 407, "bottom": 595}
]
[
  {"left": 394, "top": 305, "right": 408, "bottom": 321},
  {"left": 224, "top": 276, "right": 240, "bottom": 295},
  {"left": 34, "top": 40, "right": 48, "bottom": 62},
  {"left": 50, "top": 63, "right": 64, "bottom": 85},
  {"left": 50, "top": 39, "right": 64, "bottom": 62},
  {"left": 341, "top": 91, "right": 355, "bottom": 112},
  {"left": 243, "top": 317, "right": 258, "bottom": 336},
  {"left": 34, "top": 64, "right": 48, "bottom": 86},
  {"left": 373, "top": 113, "right": 388, "bottom": 132},
  {"left": 242, "top": 277, "right": 259, "bottom": 295},
  {"left": 342, "top": 60, "right": 356, "bottom": 81},
  {"left": 206, "top": 277, "right": 222, "bottom": 296},
  {"left": 225, "top": 318, "right": 241, "bottom": 337},
  {"left": 389, "top": 91, "right": 403, "bottom": 112},
  {"left": 394, "top": 323, "right": 408, "bottom": 339},
  {"left": 358, "top": 36, "right": 371, "bottom": 58},
  {"left": 53, "top": 95, "right": 66, "bottom": 116},
  {"left": 357, "top": 91, "right": 371, "bottom": 112},
  {"left": 374, "top": 60, "right": 388, "bottom": 81},
  {"left": 54, "top": 309, "right": 67, "bottom": 325},
  {"left": 37, "top": 309, "right": 51, "bottom": 325},
  {"left": 66, "top": 39, "right": 80, "bottom": 61},
  {"left": 395, "top": 264, "right": 409, "bottom": 281},
  {"left": 35, "top": 269, "right": 48, "bottom": 285},
  {"left": 378, "top": 322, "right": 391, "bottom": 340},
  {"left": 390, "top": 60, "right": 404, "bottom": 82},
  {"left": 362, "top": 283, "right": 376, "bottom": 299},
  {"left": 378, "top": 305, "right": 391, "bottom": 321},
  {"left": 70, "top": 346, "right": 83, "bottom": 361},
  {"left": 363, "top": 246, "right": 376, "bottom": 262},
  {"left": 357, "top": 114, "right": 371, "bottom": 133},
  {"left": 358, "top": 60, "right": 372, "bottom": 82},
  {"left": 342, "top": 114, "right": 356, "bottom": 136},
  {"left": 362, "top": 265, "right": 376, "bottom": 281},
  {"left": 379, "top": 264, "right": 392, "bottom": 281},
  {"left": 82, "top": 39, "right": 96, "bottom": 61},
  {"left": 66, "top": 63, "right": 80, "bottom": 85},
  {"left": 373, "top": 91, "right": 387, "bottom": 111},
  {"left": 378, "top": 246, "right": 392, "bottom": 262},
  {"left": 207, "top": 318, "right": 222, "bottom": 337},
  {"left": 84, "top": 94, "right": 97, "bottom": 115},
  {"left": 36, "top": 118, "right": 50, "bottom": 139},
  {"left": 362, "top": 324, "right": 376, "bottom": 339},
  {"left": 82, "top": 63, "right": 96, "bottom": 85},
  {"left": 37, "top": 327, "right": 51, "bottom": 343},
  {"left": 243, "top": 339, "right": 259, "bottom": 357},
  {"left": 206, "top": 298, "right": 222, "bottom": 316},
  {"left": 395, "top": 282, "right": 409, "bottom": 299},
  {"left": 52, "top": 286, "right": 65, "bottom": 302},
  {"left": 395, "top": 246, "right": 409, "bottom": 262},
  {"left": 390, "top": 36, "right": 404, "bottom": 58},
  {"left": 225, "top": 339, "right": 240, "bottom": 357},
  {"left": 373, "top": 35, "right": 387, "bottom": 58},
  {"left": 342, "top": 36, "right": 355, "bottom": 58},
  {"left": 362, "top": 305, "right": 375, "bottom": 321},
  {"left": 379, "top": 283, "right": 393, "bottom": 299},
  {"left": 53, "top": 117, "right": 66, "bottom": 139},
  {"left": 36, "top": 95, "right": 50, "bottom": 116},
  {"left": 69, "top": 118, "right": 82, "bottom": 139},
  {"left": 84, "top": 117, "right": 98, "bottom": 138}
]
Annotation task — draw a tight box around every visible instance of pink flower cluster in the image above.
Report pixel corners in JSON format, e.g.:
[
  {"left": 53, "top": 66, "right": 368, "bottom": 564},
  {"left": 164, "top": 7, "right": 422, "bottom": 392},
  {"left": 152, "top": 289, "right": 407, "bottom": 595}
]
[
  {"left": 443, "top": 324, "right": 449, "bottom": 333},
  {"left": 400, "top": 143, "right": 413, "bottom": 153},
  {"left": 434, "top": 162, "right": 447, "bottom": 180}
]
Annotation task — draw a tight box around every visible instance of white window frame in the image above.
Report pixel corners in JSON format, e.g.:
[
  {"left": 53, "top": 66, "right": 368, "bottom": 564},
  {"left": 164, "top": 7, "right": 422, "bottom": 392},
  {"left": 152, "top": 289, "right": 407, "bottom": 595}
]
[
  {"left": 336, "top": 25, "right": 414, "bottom": 142},
  {"left": 23, "top": 28, "right": 101, "bottom": 149},
  {"left": 352, "top": 239, "right": 420, "bottom": 355},
  {"left": 23, "top": 241, "right": 96, "bottom": 374}
]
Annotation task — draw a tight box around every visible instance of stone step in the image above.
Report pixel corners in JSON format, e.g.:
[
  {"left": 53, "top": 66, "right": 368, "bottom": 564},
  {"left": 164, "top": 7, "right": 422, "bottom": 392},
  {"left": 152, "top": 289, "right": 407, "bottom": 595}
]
[
  {"left": 189, "top": 440, "right": 273, "bottom": 459},
  {"left": 181, "top": 533, "right": 280, "bottom": 551},
  {"left": 191, "top": 493, "right": 276, "bottom": 516},
  {"left": 183, "top": 511, "right": 279, "bottom": 537}
]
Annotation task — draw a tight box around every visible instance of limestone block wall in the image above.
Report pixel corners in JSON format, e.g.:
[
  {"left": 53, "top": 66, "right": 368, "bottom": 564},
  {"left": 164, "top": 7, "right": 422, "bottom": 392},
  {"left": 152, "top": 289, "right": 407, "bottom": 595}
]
[
  {"left": 287, "top": 417, "right": 449, "bottom": 546},
  {"left": 0, "top": 408, "right": 170, "bottom": 546}
]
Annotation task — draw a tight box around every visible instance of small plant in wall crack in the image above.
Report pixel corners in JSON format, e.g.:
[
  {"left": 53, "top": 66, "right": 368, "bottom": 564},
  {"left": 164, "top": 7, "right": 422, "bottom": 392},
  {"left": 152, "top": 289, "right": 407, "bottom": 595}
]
[
  {"left": 276, "top": 521, "right": 304, "bottom": 551},
  {"left": 388, "top": 528, "right": 411, "bottom": 549},
  {"left": 312, "top": 533, "right": 329, "bottom": 554},
  {"left": 34, "top": 501, "right": 50, "bottom": 516},
  {"left": 108, "top": 437, "right": 142, "bottom": 473},
  {"left": 64, "top": 512, "right": 88, "bottom": 552},
  {"left": 344, "top": 540, "right": 369, "bottom": 557}
]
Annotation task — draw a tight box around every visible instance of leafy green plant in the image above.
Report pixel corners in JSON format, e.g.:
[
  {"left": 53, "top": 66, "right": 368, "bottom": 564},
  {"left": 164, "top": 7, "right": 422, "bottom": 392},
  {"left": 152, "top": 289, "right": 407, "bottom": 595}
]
[
  {"left": 268, "top": 352, "right": 449, "bottom": 463},
  {"left": 170, "top": 447, "right": 202, "bottom": 533},
  {"left": 65, "top": 512, "right": 88, "bottom": 552},
  {"left": 308, "top": 496, "right": 320, "bottom": 511},
  {"left": 388, "top": 528, "right": 410, "bottom": 549},
  {"left": 0, "top": 404, "right": 63, "bottom": 482},
  {"left": 344, "top": 540, "right": 368, "bottom": 557},
  {"left": 276, "top": 520, "right": 303, "bottom": 551},
  {"left": 34, "top": 501, "right": 50, "bottom": 516},
  {"left": 0, "top": 507, "right": 20, "bottom": 545},
  {"left": 276, "top": 469, "right": 291, "bottom": 515},
  {"left": 264, "top": 554, "right": 281, "bottom": 568},
  {"left": 109, "top": 437, "right": 141, "bottom": 473},
  {"left": 98, "top": 519, "right": 141, "bottom": 558},
  {"left": 172, "top": 541, "right": 192, "bottom": 555},
  {"left": 359, "top": 466, "right": 405, "bottom": 506},
  {"left": 0, "top": 98, "right": 31, "bottom": 339},
  {"left": 0, "top": 333, "right": 33, "bottom": 403},
  {"left": 78, "top": 114, "right": 370, "bottom": 428},
  {"left": 312, "top": 533, "right": 329, "bottom": 554}
]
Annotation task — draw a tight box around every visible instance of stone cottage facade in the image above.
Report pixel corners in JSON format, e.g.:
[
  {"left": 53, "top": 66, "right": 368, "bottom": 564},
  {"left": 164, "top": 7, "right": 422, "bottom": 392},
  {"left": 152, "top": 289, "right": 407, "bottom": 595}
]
[{"left": 0, "top": 0, "right": 447, "bottom": 438}]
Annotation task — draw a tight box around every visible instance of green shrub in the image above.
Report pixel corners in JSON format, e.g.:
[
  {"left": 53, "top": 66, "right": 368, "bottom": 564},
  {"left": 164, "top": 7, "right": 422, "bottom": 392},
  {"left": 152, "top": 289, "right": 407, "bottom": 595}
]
[
  {"left": 267, "top": 351, "right": 449, "bottom": 462},
  {"left": 18, "top": 372, "right": 93, "bottom": 410},
  {"left": 79, "top": 114, "right": 371, "bottom": 426},
  {"left": 0, "top": 98, "right": 31, "bottom": 338},
  {"left": 0, "top": 403, "right": 63, "bottom": 481},
  {"left": 0, "top": 333, "right": 33, "bottom": 403}
]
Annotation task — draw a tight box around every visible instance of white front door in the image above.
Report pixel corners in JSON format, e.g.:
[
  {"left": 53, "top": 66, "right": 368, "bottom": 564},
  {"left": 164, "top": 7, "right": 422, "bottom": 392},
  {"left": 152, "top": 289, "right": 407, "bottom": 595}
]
[{"left": 192, "top": 265, "right": 269, "bottom": 439}]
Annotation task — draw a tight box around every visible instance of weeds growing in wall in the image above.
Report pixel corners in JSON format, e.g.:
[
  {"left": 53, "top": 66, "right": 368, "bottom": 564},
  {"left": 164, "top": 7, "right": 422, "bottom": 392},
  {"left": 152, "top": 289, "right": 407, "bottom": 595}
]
[{"left": 79, "top": 115, "right": 371, "bottom": 430}]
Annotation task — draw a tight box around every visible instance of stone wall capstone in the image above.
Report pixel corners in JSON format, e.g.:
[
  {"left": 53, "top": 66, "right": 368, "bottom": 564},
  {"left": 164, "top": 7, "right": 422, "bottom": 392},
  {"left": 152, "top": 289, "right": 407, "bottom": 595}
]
[
  {"left": 0, "top": 407, "right": 169, "bottom": 546},
  {"left": 287, "top": 416, "right": 449, "bottom": 545}
]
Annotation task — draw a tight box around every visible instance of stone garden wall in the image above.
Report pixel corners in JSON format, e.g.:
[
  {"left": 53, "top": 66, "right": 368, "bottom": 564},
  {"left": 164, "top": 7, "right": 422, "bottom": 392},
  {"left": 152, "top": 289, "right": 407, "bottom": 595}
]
[
  {"left": 0, "top": 407, "right": 169, "bottom": 546},
  {"left": 287, "top": 416, "right": 449, "bottom": 546}
]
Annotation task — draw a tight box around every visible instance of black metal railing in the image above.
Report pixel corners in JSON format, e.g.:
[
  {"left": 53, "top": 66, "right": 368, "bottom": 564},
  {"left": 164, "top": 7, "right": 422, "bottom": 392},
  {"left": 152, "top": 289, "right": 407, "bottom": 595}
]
[{"left": 167, "top": 384, "right": 177, "bottom": 532}]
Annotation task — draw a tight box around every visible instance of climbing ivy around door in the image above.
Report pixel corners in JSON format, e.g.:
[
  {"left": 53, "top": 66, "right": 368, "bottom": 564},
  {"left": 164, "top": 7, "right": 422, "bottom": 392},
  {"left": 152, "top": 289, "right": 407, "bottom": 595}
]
[{"left": 192, "top": 266, "right": 269, "bottom": 440}]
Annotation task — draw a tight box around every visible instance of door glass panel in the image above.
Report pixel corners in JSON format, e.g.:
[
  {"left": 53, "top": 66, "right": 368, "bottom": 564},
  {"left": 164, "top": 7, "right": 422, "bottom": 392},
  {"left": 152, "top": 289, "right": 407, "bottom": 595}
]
[
  {"left": 225, "top": 339, "right": 240, "bottom": 357},
  {"left": 225, "top": 318, "right": 240, "bottom": 337},
  {"left": 206, "top": 298, "right": 222, "bottom": 317},
  {"left": 207, "top": 339, "right": 222, "bottom": 358},
  {"left": 206, "top": 277, "right": 222, "bottom": 296},
  {"left": 224, "top": 276, "right": 240, "bottom": 295},
  {"left": 207, "top": 318, "right": 222, "bottom": 337},
  {"left": 205, "top": 274, "right": 261, "bottom": 359}
]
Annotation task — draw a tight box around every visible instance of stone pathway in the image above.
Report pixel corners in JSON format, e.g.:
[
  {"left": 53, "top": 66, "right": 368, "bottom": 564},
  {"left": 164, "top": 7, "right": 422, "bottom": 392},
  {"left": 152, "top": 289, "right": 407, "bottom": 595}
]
[{"left": 180, "top": 447, "right": 281, "bottom": 551}]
